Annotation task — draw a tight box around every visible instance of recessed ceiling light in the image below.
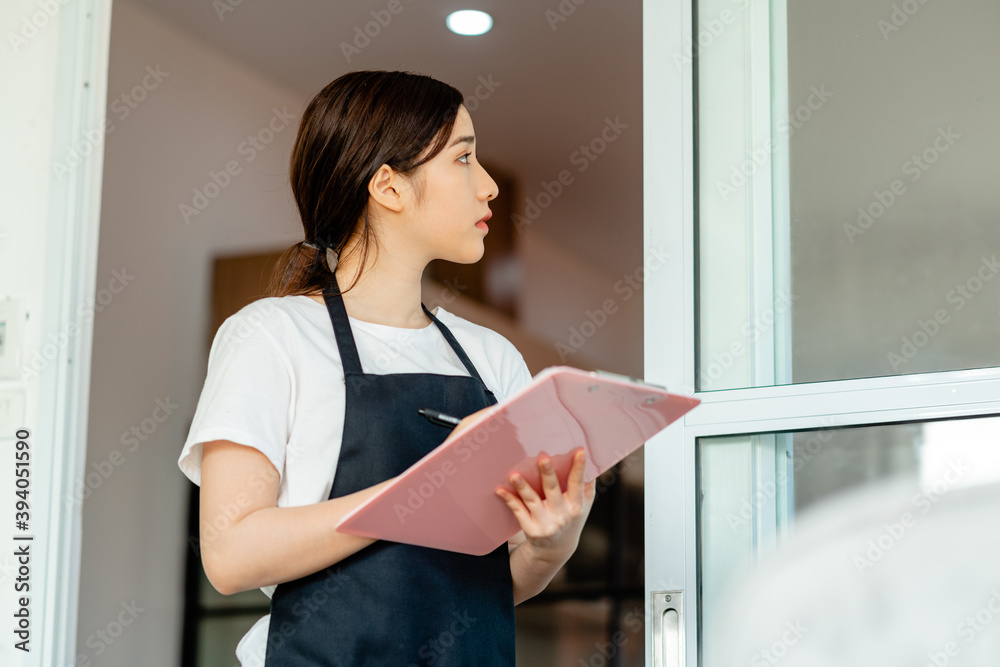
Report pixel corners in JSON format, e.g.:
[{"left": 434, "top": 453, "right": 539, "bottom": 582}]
[{"left": 446, "top": 10, "right": 493, "bottom": 36}]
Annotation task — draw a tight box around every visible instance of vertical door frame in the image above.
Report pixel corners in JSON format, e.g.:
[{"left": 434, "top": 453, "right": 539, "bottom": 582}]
[
  {"left": 30, "top": 0, "right": 114, "bottom": 664},
  {"left": 643, "top": 0, "right": 698, "bottom": 662}
]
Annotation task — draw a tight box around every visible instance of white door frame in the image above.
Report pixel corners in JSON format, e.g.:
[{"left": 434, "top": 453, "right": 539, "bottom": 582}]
[
  {"left": 3, "top": 1, "right": 113, "bottom": 665},
  {"left": 643, "top": 0, "right": 697, "bottom": 660}
]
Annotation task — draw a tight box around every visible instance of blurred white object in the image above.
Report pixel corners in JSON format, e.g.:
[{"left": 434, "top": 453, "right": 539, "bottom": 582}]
[
  {"left": 921, "top": 417, "right": 1000, "bottom": 491},
  {"left": 711, "top": 476, "right": 1000, "bottom": 666}
]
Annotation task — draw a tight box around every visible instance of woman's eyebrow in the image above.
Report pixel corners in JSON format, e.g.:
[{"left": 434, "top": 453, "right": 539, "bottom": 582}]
[{"left": 449, "top": 135, "right": 475, "bottom": 148}]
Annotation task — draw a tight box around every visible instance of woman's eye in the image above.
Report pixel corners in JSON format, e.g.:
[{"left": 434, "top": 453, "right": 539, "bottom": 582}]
[{"left": 459, "top": 152, "right": 472, "bottom": 164}]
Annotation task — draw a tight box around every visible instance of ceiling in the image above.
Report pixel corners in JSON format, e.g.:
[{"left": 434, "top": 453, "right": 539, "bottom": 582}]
[{"left": 124, "top": 0, "right": 644, "bottom": 279}]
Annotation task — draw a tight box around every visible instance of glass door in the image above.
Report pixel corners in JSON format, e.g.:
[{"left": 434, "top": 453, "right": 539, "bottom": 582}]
[{"left": 642, "top": 0, "right": 1000, "bottom": 664}]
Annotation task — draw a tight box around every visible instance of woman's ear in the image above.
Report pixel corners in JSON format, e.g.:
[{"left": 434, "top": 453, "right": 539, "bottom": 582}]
[{"left": 367, "top": 164, "right": 407, "bottom": 213}]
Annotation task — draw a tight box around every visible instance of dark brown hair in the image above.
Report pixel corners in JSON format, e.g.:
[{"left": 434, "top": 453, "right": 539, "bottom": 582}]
[{"left": 266, "top": 70, "right": 465, "bottom": 298}]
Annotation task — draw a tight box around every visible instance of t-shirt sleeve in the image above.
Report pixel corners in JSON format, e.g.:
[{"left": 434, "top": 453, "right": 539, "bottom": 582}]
[
  {"left": 499, "top": 341, "right": 533, "bottom": 401},
  {"left": 177, "top": 305, "right": 294, "bottom": 487}
]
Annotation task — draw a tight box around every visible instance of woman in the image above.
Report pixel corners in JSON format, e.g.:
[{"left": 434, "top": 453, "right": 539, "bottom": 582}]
[{"left": 177, "top": 70, "right": 596, "bottom": 666}]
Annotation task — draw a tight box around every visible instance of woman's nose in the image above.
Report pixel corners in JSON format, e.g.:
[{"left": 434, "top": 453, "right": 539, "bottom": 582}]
[{"left": 482, "top": 170, "right": 499, "bottom": 201}]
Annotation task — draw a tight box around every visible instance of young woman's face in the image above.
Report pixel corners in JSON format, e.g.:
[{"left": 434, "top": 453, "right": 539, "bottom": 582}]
[{"left": 402, "top": 104, "right": 499, "bottom": 264}]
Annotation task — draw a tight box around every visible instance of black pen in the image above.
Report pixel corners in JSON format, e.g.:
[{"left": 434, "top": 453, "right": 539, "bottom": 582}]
[{"left": 418, "top": 408, "right": 462, "bottom": 428}]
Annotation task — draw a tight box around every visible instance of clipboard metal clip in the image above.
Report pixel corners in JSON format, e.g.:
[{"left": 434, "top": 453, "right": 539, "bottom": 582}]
[{"left": 590, "top": 368, "right": 667, "bottom": 391}]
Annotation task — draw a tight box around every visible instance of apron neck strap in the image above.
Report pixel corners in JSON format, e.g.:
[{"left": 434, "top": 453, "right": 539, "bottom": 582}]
[
  {"left": 322, "top": 272, "right": 488, "bottom": 385},
  {"left": 420, "top": 302, "right": 487, "bottom": 385}
]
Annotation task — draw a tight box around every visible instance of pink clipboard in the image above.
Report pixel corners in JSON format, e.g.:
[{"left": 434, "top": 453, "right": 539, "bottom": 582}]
[{"left": 334, "top": 365, "right": 700, "bottom": 555}]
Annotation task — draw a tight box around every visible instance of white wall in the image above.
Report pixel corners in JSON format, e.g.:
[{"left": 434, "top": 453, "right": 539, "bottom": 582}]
[{"left": 521, "top": 227, "right": 644, "bottom": 378}]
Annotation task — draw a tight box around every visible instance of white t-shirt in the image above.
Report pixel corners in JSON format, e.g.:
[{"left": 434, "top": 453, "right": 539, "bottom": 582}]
[{"left": 177, "top": 294, "right": 532, "bottom": 667}]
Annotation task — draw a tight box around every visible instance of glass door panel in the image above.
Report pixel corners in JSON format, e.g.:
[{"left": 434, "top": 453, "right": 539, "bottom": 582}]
[
  {"left": 696, "top": 0, "right": 1000, "bottom": 392},
  {"left": 697, "top": 414, "right": 1000, "bottom": 665}
]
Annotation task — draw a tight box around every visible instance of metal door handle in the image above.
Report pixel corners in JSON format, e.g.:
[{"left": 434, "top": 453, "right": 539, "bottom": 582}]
[{"left": 651, "top": 590, "right": 684, "bottom": 667}]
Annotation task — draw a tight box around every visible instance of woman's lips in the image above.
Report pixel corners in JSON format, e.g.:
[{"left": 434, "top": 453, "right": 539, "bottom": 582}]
[{"left": 475, "top": 211, "right": 491, "bottom": 231}]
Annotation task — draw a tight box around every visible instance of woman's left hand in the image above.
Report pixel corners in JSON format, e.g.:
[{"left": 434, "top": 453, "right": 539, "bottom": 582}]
[{"left": 496, "top": 448, "right": 597, "bottom": 562}]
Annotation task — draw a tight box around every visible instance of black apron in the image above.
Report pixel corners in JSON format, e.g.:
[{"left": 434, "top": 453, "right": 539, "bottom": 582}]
[{"left": 263, "top": 273, "right": 515, "bottom": 666}]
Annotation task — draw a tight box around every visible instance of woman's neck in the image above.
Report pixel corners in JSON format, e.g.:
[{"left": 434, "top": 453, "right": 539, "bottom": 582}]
[{"left": 308, "top": 245, "right": 432, "bottom": 329}]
